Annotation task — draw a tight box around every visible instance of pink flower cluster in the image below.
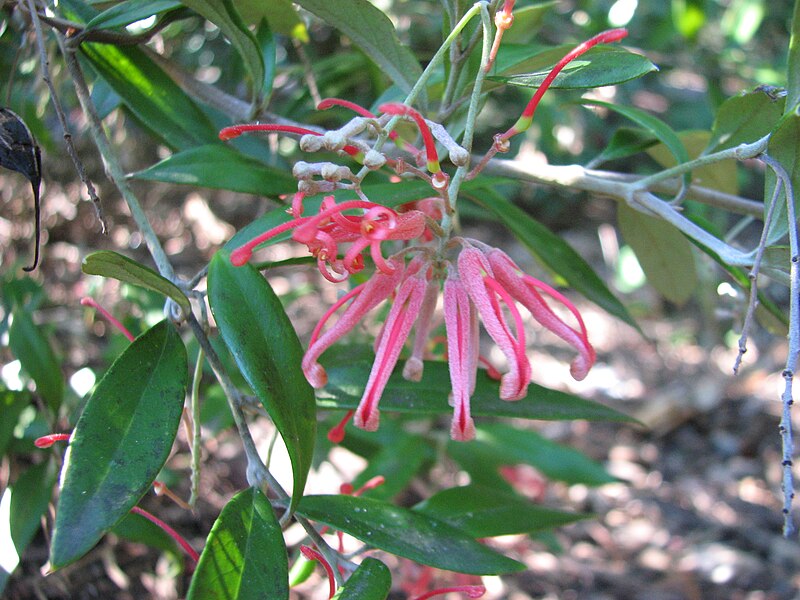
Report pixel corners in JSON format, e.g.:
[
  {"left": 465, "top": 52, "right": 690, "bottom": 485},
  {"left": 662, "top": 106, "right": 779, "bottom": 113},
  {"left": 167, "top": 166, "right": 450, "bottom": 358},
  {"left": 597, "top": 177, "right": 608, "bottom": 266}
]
[{"left": 221, "top": 27, "right": 629, "bottom": 440}]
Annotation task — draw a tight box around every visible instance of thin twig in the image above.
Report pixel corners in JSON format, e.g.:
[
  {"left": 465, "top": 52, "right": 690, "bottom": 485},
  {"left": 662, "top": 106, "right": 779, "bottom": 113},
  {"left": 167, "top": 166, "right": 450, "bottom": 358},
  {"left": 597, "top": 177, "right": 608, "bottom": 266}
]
[
  {"left": 760, "top": 153, "right": 798, "bottom": 537},
  {"left": 733, "top": 176, "right": 783, "bottom": 374},
  {"left": 26, "top": 0, "right": 107, "bottom": 233},
  {"left": 189, "top": 347, "right": 204, "bottom": 509},
  {"left": 292, "top": 38, "right": 321, "bottom": 108},
  {"left": 58, "top": 33, "right": 175, "bottom": 280}
]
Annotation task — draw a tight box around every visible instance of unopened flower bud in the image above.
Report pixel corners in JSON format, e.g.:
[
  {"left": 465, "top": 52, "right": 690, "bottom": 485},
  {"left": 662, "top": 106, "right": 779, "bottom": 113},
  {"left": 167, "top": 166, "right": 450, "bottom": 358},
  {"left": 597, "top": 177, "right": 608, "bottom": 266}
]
[
  {"left": 363, "top": 150, "right": 386, "bottom": 170},
  {"left": 300, "top": 134, "right": 323, "bottom": 152}
]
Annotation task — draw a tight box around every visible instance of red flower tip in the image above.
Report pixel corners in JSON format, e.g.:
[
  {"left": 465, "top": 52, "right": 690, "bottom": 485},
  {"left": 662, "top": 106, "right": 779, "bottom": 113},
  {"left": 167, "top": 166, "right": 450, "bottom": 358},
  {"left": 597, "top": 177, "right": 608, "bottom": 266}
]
[
  {"left": 230, "top": 246, "right": 253, "bottom": 267},
  {"left": 378, "top": 102, "right": 441, "bottom": 174},
  {"left": 300, "top": 546, "right": 336, "bottom": 599},
  {"left": 34, "top": 433, "right": 70, "bottom": 448},
  {"left": 327, "top": 410, "right": 354, "bottom": 444},
  {"left": 82, "top": 296, "right": 136, "bottom": 342}
]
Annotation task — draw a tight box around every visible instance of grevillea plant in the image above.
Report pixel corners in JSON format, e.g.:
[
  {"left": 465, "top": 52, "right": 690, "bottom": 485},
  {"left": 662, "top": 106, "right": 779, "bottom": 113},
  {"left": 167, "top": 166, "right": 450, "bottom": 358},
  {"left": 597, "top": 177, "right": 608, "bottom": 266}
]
[{"left": 1, "top": 0, "right": 799, "bottom": 598}]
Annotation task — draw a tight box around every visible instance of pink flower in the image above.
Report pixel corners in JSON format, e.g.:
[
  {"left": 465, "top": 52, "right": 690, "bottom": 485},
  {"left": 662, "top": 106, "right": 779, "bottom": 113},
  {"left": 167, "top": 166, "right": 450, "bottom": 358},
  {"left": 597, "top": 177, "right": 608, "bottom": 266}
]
[
  {"left": 486, "top": 248, "right": 595, "bottom": 380},
  {"left": 302, "top": 259, "right": 405, "bottom": 388},
  {"left": 443, "top": 267, "right": 479, "bottom": 441},
  {"left": 457, "top": 245, "right": 532, "bottom": 401},
  {"left": 354, "top": 256, "right": 432, "bottom": 431},
  {"left": 229, "top": 196, "right": 425, "bottom": 282}
]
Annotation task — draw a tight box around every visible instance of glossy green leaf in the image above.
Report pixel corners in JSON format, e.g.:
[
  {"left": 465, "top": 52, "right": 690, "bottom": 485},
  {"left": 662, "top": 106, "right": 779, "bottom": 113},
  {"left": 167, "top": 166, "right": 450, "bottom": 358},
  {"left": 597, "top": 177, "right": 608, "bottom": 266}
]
[
  {"left": 82, "top": 250, "right": 191, "bottom": 313},
  {"left": 130, "top": 145, "right": 296, "bottom": 196},
  {"left": 288, "top": 554, "right": 316, "bottom": 587},
  {"left": 491, "top": 46, "right": 657, "bottom": 90},
  {"left": 60, "top": 0, "right": 218, "bottom": 150},
  {"left": 475, "top": 423, "right": 616, "bottom": 486},
  {"left": 334, "top": 558, "right": 391, "bottom": 600},
  {"left": 706, "top": 90, "right": 785, "bottom": 152},
  {"left": 0, "top": 460, "right": 57, "bottom": 593},
  {"left": 49, "top": 321, "right": 188, "bottom": 570},
  {"left": 188, "top": 487, "right": 288, "bottom": 600},
  {"left": 764, "top": 108, "right": 800, "bottom": 245},
  {"left": 208, "top": 252, "right": 316, "bottom": 513},
  {"left": 582, "top": 99, "right": 689, "bottom": 176},
  {"left": 787, "top": 0, "right": 800, "bottom": 111},
  {"left": 617, "top": 202, "right": 698, "bottom": 305},
  {"left": 472, "top": 188, "right": 640, "bottom": 332},
  {"left": 85, "top": 0, "right": 182, "bottom": 30},
  {"left": 293, "top": 0, "right": 422, "bottom": 94},
  {"left": 0, "top": 390, "right": 30, "bottom": 457},
  {"left": 181, "top": 0, "right": 265, "bottom": 97},
  {"left": 317, "top": 353, "right": 635, "bottom": 423},
  {"left": 414, "top": 484, "right": 589, "bottom": 537},
  {"left": 296, "top": 495, "right": 525, "bottom": 575},
  {"left": 238, "top": 0, "right": 309, "bottom": 41},
  {"left": 8, "top": 307, "right": 63, "bottom": 411}
]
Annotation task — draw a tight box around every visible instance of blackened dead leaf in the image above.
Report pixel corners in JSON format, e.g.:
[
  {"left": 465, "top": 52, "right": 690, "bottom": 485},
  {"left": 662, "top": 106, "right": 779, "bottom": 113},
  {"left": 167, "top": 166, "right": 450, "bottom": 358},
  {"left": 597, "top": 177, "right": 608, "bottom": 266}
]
[{"left": 0, "top": 108, "right": 43, "bottom": 271}]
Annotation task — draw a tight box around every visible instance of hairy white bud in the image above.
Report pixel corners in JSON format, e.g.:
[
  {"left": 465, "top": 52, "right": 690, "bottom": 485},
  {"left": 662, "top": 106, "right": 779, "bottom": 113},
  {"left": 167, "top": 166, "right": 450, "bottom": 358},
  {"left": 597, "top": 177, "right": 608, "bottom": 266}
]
[{"left": 363, "top": 150, "right": 386, "bottom": 170}]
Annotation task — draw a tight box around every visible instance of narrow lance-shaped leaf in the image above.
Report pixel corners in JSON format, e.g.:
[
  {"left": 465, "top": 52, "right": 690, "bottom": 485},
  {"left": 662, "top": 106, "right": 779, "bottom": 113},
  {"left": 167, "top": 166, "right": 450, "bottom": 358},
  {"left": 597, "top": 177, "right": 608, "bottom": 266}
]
[
  {"left": 581, "top": 99, "right": 689, "bottom": 181},
  {"left": 85, "top": 0, "right": 183, "bottom": 30},
  {"left": 82, "top": 250, "right": 191, "bottom": 313},
  {"left": 208, "top": 251, "right": 316, "bottom": 514},
  {"left": 130, "top": 145, "right": 296, "bottom": 197},
  {"left": 296, "top": 495, "right": 525, "bottom": 575},
  {"left": 49, "top": 321, "right": 188, "bottom": 570},
  {"left": 490, "top": 46, "right": 657, "bottom": 90},
  {"left": 787, "top": 0, "right": 800, "bottom": 112},
  {"left": 706, "top": 90, "right": 785, "bottom": 153},
  {"left": 188, "top": 487, "right": 288, "bottom": 600},
  {"left": 414, "top": 484, "right": 590, "bottom": 538},
  {"left": 317, "top": 352, "right": 636, "bottom": 423}
]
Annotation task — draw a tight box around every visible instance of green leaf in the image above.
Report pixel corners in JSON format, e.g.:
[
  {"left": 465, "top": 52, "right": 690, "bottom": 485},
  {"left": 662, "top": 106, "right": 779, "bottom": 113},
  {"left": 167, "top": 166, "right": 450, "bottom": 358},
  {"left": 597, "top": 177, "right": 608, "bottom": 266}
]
[
  {"left": 296, "top": 495, "right": 525, "bottom": 575},
  {"left": 764, "top": 108, "right": 800, "bottom": 245},
  {"left": 593, "top": 127, "right": 659, "bottom": 164},
  {"left": 8, "top": 307, "right": 63, "bottom": 411},
  {"left": 414, "top": 484, "right": 589, "bottom": 537},
  {"left": 581, "top": 99, "right": 690, "bottom": 176},
  {"left": 706, "top": 90, "right": 785, "bottom": 152},
  {"left": 472, "top": 188, "right": 640, "bottom": 332},
  {"left": 334, "top": 558, "right": 391, "bottom": 600},
  {"left": 208, "top": 252, "right": 316, "bottom": 513},
  {"left": 0, "top": 390, "right": 31, "bottom": 457},
  {"left": 787, "top": 0, "right": 800, "bottom": 111},
  {"left": 490, "top": 46, "right": 657, "bottom": 90},
  {"left": 81, "top": 44, "right": 218, "bottom": 150},
  {"left": 0, "top": 460, "right": 57, "bottom": 593},
  {"left": 188, "top": 488, "right": 288, "bottom": 600},
  {"left": 475, "top": 423, "right": 616, "bottom": 486},
  {"left": 293, "top": 0, "right": 422, "bottom": 94},
  {"left": 85, "top": 0, "right": 182, "bottom": 30},
  {"left": 617, "top": 202, "right": 698, "bottom": 305},
  {"left": 238, "top": 0, "right": 309, "bottom": 42},
  {"left": 317, "top": 353, "right": 636, "bottom": 423},
  {"left": 49, "top": 321, "right": 188, "bottom": 570},
  {"left": 82, "top": 250, "right": 191, "bottom": 313},
  {"left": 130, "top": 145, "right": 296, "bottom": 196},
  {"left": 180, "top": 0, "right": 265, "bottom": 98}
]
